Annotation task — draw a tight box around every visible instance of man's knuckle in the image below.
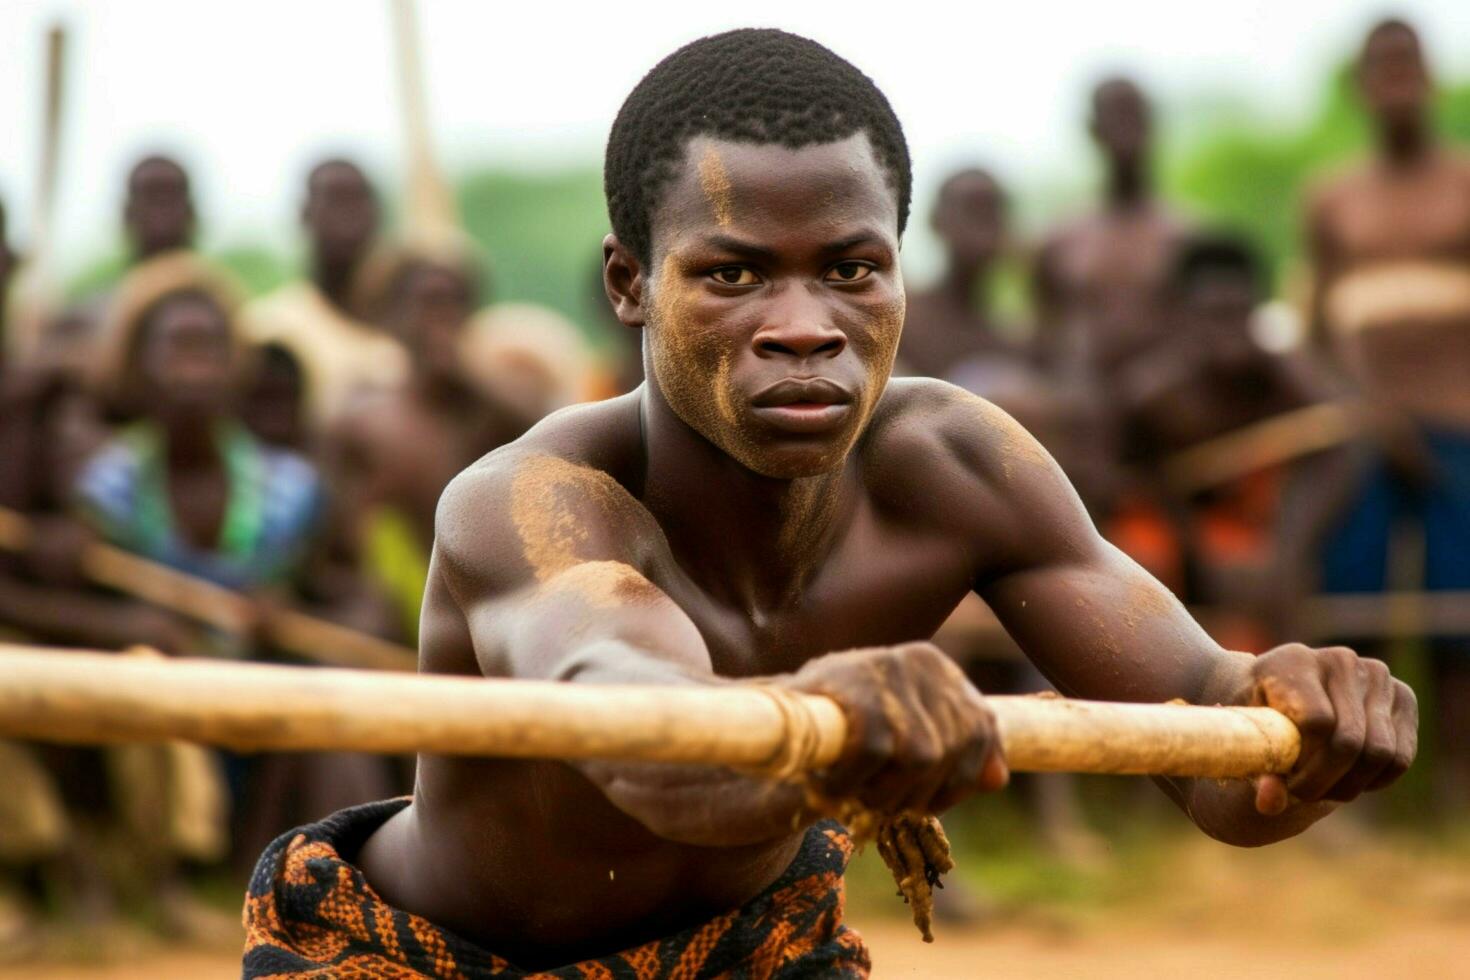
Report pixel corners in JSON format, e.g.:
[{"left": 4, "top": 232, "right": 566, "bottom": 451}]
[
  {"left": 1362, "top": 738, "right": 1395, "bottom": 769},
  {"left": 1329, "top": 727, "right": 1365, "bottom": 758},
  {"left": 1297, "top": 707, "right": 1336, "bottom": 735}
]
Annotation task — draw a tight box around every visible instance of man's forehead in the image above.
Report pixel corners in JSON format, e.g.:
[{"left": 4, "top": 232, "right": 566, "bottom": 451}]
[{"left": 655, "top": 133, "right": 898, "bottom": 249}]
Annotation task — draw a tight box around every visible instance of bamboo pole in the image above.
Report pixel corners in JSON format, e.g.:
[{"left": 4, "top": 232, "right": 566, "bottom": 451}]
[
  {"left": 0, "top": 646, "right": 1301, "bottom": 778},
  {"left": 1162, "top": 401, "right": 1361, "bottom": 495},
  {"left": 0, "top": 506, "right": 416, "bottom": 672},
  {"left": 389, "top": 0, "right": 458, "bottom": 244},
  {"left": 9, "top": 24, "right": 68, "bottom": 360}
]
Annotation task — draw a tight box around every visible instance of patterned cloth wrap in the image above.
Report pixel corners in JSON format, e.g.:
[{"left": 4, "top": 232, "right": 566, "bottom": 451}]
[{"left": 243, "top": 798, "right": 871, "bottom": 979}]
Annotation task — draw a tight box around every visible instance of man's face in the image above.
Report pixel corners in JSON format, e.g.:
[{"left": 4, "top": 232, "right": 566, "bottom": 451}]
[
  {"left": 642, "top": 134, "right": 904, "bottom": 479},
  {"left": 304, "top": 164, "right": 378, "bottom": 265},
  {"left": 1359, "top": 26, "right": 1430, "bottom": 125},
  {"left": 137, "top": 294, "right": 234, "bottom": 415},
  {"left": 1181, "top": 272, "right": 1258, "bottom": 371},
  {"left": 393, "top": 263, "right": 473, "bottom": 378},
  {"left": 932, "top": 172, "right": 1004, "bottom": 270},
  {"left": 1091, "top": 82, "right": 1151, "bottom": 165},
  {"left": 41, "top": 387, "right": 106, "bottom": 496},
  {"left": 125, "top": 161, "right": 194, "bottom": 258}
]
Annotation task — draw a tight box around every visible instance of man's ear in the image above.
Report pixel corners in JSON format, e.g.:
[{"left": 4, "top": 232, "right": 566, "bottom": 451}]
[{"left": 602, "top": 233, "right": 646, "bottom": 329}]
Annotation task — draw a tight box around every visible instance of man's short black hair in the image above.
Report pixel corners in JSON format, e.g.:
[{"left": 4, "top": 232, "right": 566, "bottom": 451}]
[
  {"left": 127, "top": 154, "right": 189, "bottom": 194},
  {"left": 1167, "top": 233, "right": 1264, "bottom": 298},
  {"left": 307, "top": 158, "right": 371, "bottom": 195},
  {"left": 604, "top": 28, "right": 911, "bottom": 264}
]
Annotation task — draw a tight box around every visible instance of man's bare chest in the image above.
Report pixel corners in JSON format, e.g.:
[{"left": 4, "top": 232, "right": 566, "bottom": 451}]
[
  {"left": 646, "top": 517, "right": 975, "bottom": 678},
  {"left": 1330, "top": 174, "right": 1470, "bottom": 261}
]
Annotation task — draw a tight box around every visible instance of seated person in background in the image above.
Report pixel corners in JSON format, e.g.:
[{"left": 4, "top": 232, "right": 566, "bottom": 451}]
[
  {"left": 241, "top": 342, "right": 310, "bottom": 453},
  {"left": 0, "top": 365, "right": 220, "bottom": 940},
  {"left": 333, "top": 245, "right": 536, "bottom": 640},
  {"left": 1118, "top": 235, "right": 1362, "bottom": 651},
  {"left": 899, "top": 167, "right": 1028, "bottom": 379},
  {"left": 72, "top": 252, "right": 396, "bottom": 868}
]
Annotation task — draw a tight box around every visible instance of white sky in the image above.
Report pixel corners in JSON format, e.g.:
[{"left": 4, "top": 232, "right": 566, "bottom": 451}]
[{"left": 2, "top": 0, "right": 1467, "bottom": 280}]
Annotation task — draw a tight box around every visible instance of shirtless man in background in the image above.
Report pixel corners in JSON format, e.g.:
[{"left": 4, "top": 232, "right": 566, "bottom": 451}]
[
  {"left": 1304, "top": 18, "right": 1470, "bottom": 803},
  {"left": 245, "top": 29, "right": 1417, "bottom": 978},
  {"left": 1034, "top": 77, "right": 1190, "bottom": 377},
  {"left": 899, "top": 167, "right": 1026, "bottom": 379}
]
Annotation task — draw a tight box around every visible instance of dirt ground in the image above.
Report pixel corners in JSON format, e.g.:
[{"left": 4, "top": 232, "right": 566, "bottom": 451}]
[{"left": 5, "top": 826, "right": 1468, "bottom": 978}]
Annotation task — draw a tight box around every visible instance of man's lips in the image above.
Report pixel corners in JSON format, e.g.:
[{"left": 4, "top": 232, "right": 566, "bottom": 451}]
[
  {"left": 750, "top": 377, "right": 853, "bottom": 408},
  {"left": 749, "top": 378, "right": 855, "bottom": 434}
]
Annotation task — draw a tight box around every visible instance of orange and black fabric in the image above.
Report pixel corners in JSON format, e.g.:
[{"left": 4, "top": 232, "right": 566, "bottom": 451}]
[{"left": 242, "top": 798, "right": 871, "bottom": 979}]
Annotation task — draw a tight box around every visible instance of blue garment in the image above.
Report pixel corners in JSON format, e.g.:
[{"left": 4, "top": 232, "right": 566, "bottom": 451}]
[
  {"left": 73, "top": 422, "right": 324, "bottom": 591},
  {"left": 1321, "top": 429, "right": 1470, "bottom": 597}
]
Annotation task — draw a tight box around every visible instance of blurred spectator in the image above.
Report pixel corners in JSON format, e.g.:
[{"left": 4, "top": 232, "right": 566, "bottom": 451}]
[
  {"left": 1118, "top": 234, "right": 1361, "bottom": 651},
  {"left": 29, "top": 155, "right": 199, "bottom": 373},
  {"left": 0, "top": 365, "right": 218, "bottom": 942},
  {"left": 0, "top": 197, "right": 16, "bottom": 360},
  {"left": 72, "top": 252, "right": 396, "bottom": 869},
  {"left": 243, "top": 159, "right": 408, "bottom": 432},
  {"left": 333, "top": 246, "right": 535, "bottom": 639},
  {"left": 1303, "top": 18, "right": 1470, "bottom": 806},
  {"left": 1034, "top": 76, "right": 1191, "bottom": 378},
  {"left": 900, "top": 168, "right": 1026, "bottom": 378}
]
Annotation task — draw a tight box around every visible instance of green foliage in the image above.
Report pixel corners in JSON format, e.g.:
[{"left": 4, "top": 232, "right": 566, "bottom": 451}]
[
  {"left": 456, "top": 168, "right": 611, "bottom": 345},
  {"left": 1164, "top": 65, "right": 1470, "bottom": 286},
  {"left": 214, "top": 244, "right": 293, "bottom": 296}
]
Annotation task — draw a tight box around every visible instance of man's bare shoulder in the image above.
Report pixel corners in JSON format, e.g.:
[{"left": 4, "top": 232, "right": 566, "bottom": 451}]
[
  {"left": 435, "top": 392, "right": 655, "bottom": 590},
  {"left": 861, "top": 378, "right": 1069, "bottom": 529}
]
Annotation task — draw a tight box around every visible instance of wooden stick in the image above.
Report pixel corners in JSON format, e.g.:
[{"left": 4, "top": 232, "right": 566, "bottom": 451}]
[
  {"left": 0, "top": 506, "right": 415, "bottom": 672},
  {"left": 389, "top": 0, "right": 458, "bottom": 242},
  {"left": 1162, "top": 401, "right": 1361, "bottom": 495},
  {"left": 10, "top": 24, "right": 68, "bottom": 359},
  {"left": 0, "top": 646, "right": 1301, "bottom": 778}
]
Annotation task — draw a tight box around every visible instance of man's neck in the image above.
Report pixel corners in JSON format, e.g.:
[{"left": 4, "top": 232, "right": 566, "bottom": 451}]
[
  {"left": 937, "top": 259, "right": 989, "bottom": 321},
  {"left": 1378, "top": 115, "right": 1433, "bottom": 169},
  {"left": 160, "top": 413, "right": 221, "bottom": 469},
  {"left": 637, "top": 385, "right": 855, "bottom": 615},
  {"left": 1105, "top": 156, "right": 1150, "bottom": 210},
  {"left": 412, "top": 368, "right": 478, "bottom": 417},
  {"left": 311, "top": 253, "right": 358, "bottom": 314}
]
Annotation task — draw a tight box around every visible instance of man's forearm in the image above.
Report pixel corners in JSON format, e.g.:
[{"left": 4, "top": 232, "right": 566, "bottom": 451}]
[{"left": 544, "top": 638, "right": 811, "bottom": 846}]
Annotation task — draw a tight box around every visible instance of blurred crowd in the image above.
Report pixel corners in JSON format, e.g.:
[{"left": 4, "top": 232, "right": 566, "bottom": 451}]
[{"left": 1, "top": 15, "right": 1467, "bottom": 945}]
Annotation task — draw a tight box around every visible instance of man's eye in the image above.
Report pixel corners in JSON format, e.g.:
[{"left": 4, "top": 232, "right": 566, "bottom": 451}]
[
  {"left": 827, "top": 262, "right": 872, "bottom": 283},
  {"left": 710, "top": 267, "right": 758, "bottom": 286}
]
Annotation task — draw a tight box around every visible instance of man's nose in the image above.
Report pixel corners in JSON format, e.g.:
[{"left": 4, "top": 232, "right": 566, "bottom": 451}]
[{"left": 751, "top": 291, "right": 847, "bottom": 361}]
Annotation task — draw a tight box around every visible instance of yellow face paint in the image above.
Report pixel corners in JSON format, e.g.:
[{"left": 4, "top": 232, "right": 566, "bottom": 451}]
[{"left": 697, "top": 147, "right": 735, "bottom": 228}]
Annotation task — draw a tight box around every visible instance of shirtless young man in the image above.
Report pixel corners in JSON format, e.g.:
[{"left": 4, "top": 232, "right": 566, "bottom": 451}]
[
  {"left": 897, "top": 168, "right": 1025, "bottom": 379},
  {"left": 1304, "top": 18, "right": 1470, "bottom": 803},
  {"left": 1034, "top": 77, "right": 1191, "bottom": 376},
  {"left": 245, "top": 29, "right": 1416, "bottom": 978},
  {"left": 243, "top": 160, "right": 409, "bottom": 432}
]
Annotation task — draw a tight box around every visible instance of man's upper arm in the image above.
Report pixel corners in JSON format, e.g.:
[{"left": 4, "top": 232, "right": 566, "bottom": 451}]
[
  {"left": 432, "top": 450, "right": 713, "bottom": 684},
  {"left": 935, "top": 389, "right": 1236, "bottom": 704}
]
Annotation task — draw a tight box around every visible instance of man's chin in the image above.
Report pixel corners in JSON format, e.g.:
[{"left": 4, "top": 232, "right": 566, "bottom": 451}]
[{"left": 726, "top": 437, "right": 853, "bottom": 481}]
